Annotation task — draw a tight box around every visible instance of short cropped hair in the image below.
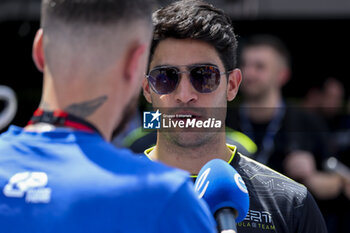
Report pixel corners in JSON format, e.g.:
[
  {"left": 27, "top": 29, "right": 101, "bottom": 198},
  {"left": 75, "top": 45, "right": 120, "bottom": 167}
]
[
  {"left": 41, "top": 0, "right": 154, "bottom": 28},
  {"left": 150, "top": 0, "right": 238, "bottom": 73},
  {"left": 40, "top": 0, "right": 155, "bottom": 77},
  {"left": 242, "top": 34, "right": 291, "bottom": 68}
]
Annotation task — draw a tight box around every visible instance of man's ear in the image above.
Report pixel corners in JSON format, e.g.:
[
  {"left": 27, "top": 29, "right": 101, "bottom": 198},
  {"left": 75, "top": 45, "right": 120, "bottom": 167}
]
[
  {"left": 227, "top": 68, "right": 242, "bottom": 101},
  {"left": 124, "top": 43, "right": 148, "bottom": 84},
  {"left": 32, "top": 29, "right": 45, "bottom": 72},
  {"left": 142, "top": 78, "right": 152, "bottom": 103}
]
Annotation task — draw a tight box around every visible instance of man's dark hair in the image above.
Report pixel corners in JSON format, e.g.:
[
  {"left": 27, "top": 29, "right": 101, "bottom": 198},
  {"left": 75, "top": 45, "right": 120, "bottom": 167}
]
[
  {"left": 150, "top": 0, "right": 237, "bottom": 73},
  {"left": 41, "top": 0, "right": 154, "bottom": 28},
  {"left": 242, "top": 34, "right": 291, "bottom": 68}
]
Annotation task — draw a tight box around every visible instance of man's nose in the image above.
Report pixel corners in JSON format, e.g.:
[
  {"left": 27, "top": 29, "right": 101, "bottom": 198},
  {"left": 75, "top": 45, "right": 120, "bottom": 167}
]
[{"left": 173, "top": 73, "right": 198, "bottom": 104}]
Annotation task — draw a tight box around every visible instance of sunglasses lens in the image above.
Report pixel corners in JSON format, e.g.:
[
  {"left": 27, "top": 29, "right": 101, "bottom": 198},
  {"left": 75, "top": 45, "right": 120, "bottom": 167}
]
[
  {"left": 148, "top": 68, "right": 178, "bottom": 94},
  {"left": 190, "top": 66, "right": 221, "bottom": 93}
]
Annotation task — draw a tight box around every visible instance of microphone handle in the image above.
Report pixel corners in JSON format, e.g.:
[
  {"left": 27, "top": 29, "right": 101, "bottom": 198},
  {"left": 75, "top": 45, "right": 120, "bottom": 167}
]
[{"left": 215, "top": 208, "right": 238, "bottom": 233}]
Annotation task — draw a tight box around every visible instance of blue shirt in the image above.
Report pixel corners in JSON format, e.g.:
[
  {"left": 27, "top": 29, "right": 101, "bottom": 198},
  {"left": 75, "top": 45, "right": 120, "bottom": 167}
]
[{"left": 0, "top": 126, "right": 215, "bottom": 233}]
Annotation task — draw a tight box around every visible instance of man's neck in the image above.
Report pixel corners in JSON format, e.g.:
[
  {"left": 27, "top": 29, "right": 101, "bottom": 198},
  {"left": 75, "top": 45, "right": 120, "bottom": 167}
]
[
  {"left": 149, "top": 132, "right": 233, "bottom": 175},
  {"left": 38, "top": 77, "right": 121, "bottom": 141},
  {"left": 38, "top": 97, "right": 120, "bottom": 141},
  {"left": 244, "top": 90, "right": 282, "bottom": 123}
]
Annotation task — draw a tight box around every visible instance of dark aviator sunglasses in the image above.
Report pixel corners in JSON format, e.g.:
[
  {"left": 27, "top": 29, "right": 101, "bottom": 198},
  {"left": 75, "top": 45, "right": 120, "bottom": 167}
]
[{"left": 146, "top": 64, "right": 229, "bottom": 95}]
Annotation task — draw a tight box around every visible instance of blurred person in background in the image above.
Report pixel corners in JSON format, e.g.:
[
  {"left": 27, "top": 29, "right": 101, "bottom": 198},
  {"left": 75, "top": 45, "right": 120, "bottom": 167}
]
[
  {"left": 320, "top": 78, "right": 345, "bottom": 120},
  {"left": 0, "top": 0, "right": 216, "bottom": 232},
  {"left": 226, "top": 34, "right": 345, "bottom": 231},
  {"left": 303, "top": 77, "right": 350, "bottom": 233},
  {"left": 303, "top": 77, "right": 350, "bottom": 155}
]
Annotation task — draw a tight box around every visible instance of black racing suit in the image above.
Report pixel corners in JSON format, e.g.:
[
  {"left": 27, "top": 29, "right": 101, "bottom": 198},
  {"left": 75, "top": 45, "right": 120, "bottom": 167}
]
[{"left": 225, "top": 151, "right": 327, "bottom": 232}]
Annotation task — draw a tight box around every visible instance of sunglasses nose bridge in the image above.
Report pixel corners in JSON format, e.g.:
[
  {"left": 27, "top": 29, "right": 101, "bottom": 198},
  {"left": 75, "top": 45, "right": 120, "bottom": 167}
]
[
  {"left": 177, "top": 70, "right": 190, "bottom": 75},
  {"left": 177, "top": 70, "right": 192, "bottom": 85},
  {"left": 174, "top": 70, "right": 198, "bottom": 103},
  {"left": 176, "top": 70, "right": 195, "bottom": 91},
  {"left": 175, "top": 70, "right": 191, "bottom": 85}
]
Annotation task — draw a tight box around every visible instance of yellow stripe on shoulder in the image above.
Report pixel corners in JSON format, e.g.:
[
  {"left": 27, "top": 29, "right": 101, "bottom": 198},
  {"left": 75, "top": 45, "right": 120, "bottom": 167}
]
[
  {"left": 226, "top": 144, "right": 237, "bottom": 164},
  {"left": 226, "top": 130, "right": 257, "bottom": 154},
  {"left": 144, "top": 146, "right": 155, "bottom": 161},
  {"left": 190, "top": 144, "right": 237, "bottom": 178}
]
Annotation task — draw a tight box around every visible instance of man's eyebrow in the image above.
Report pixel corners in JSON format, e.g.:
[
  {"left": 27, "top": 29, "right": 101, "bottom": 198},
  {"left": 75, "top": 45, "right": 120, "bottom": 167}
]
[
  {"left": 151, "top": 62, "right": 219, "bottom": 69},
  {"left": 188, "top": 62, "right": 218, "bottom": 67},
  {"left": 152, "top": 64, "right": 175, "bottom": 69}
]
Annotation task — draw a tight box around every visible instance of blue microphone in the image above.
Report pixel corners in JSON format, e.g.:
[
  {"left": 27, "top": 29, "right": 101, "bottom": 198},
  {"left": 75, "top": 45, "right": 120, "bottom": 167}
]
[{"left": 194, "top": 159, "right": 249, "bottom": 232}]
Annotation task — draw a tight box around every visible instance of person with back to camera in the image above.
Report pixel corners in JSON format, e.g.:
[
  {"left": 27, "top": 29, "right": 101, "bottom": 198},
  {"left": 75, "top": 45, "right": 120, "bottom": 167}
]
[{"left": 0, "top": 1, "right": 216, "bottom": 232}]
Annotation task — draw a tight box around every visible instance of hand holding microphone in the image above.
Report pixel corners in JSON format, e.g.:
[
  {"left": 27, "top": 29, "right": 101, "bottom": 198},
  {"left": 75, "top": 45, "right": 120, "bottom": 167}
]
[{"left": 194, "top": 159, "right": 250, "bottom": 233}]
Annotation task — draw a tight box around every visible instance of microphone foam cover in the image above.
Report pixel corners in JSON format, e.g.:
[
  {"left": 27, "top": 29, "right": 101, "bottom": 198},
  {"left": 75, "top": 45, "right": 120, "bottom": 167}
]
[{"left": 194, "top": 159, "right": 249, "bottom": 222}]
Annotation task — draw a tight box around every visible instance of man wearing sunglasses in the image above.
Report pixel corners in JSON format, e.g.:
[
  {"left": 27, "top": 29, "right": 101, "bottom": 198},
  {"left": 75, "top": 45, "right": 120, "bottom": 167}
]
[{"left": 143, "top": 0, "right": 327, "bottom": 232}]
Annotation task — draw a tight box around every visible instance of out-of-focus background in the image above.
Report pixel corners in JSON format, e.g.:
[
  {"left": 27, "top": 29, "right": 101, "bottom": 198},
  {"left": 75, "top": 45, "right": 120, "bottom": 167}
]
[{"left": 1, "top": 0, "right": 349, "bottom": 232}]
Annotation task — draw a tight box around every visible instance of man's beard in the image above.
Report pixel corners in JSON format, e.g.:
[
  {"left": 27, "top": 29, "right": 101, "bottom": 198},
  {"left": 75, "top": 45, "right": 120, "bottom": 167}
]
[
  {"left": 111, "top": 93, "right": 139, "bottom": 139},
  {"left": 164, "top": 130, "right": 218, "bottom": 149}
]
